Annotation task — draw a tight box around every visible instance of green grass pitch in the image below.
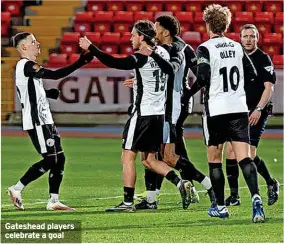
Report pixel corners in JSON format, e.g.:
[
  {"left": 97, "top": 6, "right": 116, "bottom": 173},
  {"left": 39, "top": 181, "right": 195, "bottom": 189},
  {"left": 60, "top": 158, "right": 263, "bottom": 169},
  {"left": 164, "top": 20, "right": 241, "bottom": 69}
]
[{"left": 1, "top": 137, "right": 283, "bottom": 243}]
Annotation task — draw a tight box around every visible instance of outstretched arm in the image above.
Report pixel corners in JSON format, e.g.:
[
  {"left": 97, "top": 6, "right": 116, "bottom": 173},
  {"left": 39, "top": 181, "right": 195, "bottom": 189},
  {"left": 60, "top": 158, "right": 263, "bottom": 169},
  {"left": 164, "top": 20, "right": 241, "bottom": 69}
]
[{"left": 24, "top": 52, "right": 93, "bottom": 80}]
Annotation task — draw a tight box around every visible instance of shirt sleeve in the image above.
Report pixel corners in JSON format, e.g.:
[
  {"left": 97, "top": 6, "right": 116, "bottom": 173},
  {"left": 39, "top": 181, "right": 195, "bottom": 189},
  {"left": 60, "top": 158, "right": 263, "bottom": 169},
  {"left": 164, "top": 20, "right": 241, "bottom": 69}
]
[
  {"left": 261, "top": 54, "right": 276, "bottom": 84},
  {"left": 23, "top": 53, "right": 92, "bottom": 80},
  {"left": 88, "top": 44, "right": 147, "bottom": 70},
  {"left": 184, "top": 45, "right": 198, "bottom": 75}
]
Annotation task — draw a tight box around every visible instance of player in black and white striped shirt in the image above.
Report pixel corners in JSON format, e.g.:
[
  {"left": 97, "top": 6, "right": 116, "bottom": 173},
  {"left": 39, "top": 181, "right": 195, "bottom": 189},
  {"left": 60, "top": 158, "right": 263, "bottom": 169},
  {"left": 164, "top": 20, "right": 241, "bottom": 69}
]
[
  {"left": 79, "top": 20, "right": 192, "bottom": 212},
  {"left": 7, "top": 32, "right": 92, "bottom": 211}
]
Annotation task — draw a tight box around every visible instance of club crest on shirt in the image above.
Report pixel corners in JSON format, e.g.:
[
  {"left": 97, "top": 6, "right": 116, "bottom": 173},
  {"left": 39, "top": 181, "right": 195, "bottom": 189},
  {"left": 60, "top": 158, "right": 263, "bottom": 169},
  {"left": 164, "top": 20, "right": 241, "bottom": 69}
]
[{"left": 264, "top": 66, "right": 274, "bottom": 75}]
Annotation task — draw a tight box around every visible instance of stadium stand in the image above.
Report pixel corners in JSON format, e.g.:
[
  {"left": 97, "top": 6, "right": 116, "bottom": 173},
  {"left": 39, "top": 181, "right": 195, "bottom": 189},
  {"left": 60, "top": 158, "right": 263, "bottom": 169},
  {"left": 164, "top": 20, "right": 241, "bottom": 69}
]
[{"left": 1, "top": 0, "right": 283, "bottom": 121}]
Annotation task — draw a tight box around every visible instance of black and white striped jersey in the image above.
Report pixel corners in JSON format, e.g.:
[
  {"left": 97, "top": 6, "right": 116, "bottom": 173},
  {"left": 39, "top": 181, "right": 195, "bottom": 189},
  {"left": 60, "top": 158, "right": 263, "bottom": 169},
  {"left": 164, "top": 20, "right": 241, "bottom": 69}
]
[
  {"left": 132, "top": 45, "right": 170, "bottom": 116},
  {"left": 15, "top": 58, "right": 54, "bottom": 130}
]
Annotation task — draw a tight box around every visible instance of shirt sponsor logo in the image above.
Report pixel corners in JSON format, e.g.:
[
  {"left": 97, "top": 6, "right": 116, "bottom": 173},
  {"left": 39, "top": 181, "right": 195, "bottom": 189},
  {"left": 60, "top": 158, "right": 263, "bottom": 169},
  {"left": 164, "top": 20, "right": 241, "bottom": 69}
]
[{"left": 215, "top": 42, "right": 234, "bottom": 48}]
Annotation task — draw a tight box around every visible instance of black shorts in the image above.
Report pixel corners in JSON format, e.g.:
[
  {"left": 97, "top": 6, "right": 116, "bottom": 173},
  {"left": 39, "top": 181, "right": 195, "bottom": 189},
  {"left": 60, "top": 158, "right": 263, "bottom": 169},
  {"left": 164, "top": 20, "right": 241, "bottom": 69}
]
[
  {"left": 202, "top": 112, "right": 249, "bottom": 146},
  {"left": 250, "top": 112, "right": 269, "bottom": 148},
  {"left": 27, "top": 124, "right": 63, "bottom": 155},
  {"left": 122, "top": 112, "right": 164, "bottom": 152},
  {"left": 163, "top": 121, "right": 177, "bottom": 144}
]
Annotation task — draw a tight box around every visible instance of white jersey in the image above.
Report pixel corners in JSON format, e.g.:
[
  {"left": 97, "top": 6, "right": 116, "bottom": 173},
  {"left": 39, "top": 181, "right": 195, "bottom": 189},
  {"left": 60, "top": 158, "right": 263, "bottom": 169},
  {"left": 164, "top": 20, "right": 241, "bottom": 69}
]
[
  {"left": 132, "top": 46, "right": 170, "bottom": 116},
  {"left": 15, "top": 59, "right": 54, "bottom": 130},
  {"left": 199, "top": 36, "right": 248, "bottom": 116}
]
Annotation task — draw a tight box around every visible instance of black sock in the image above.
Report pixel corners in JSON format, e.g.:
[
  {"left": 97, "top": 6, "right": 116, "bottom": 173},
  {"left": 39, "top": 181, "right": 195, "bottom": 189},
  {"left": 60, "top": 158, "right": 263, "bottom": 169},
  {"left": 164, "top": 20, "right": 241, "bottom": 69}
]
[
  {"left": 226, "top": 159, "right": 239, "bottom": 197},
  {"left": 156, "top": 174, "right": 164, "bottom": 190},
  {"left": 144, "top": 169, "right": 157, "bottom": 191},
  {"left": 165, "top": 170, "right": 181, "bottom": 186},
  {"left": 175, "top": 156, "right": 205, "bottom": 183},
  {"left": 239, "top": 157, "right": 259, "bottom": 197},
  {"left": 175, "top": 135, "right": 189, "bottom": 160},
  {"left": 20, "top": 155, "right": 55, "bottom": 186},
  {"left": 254, "top": 155, "right": 274, "bottom": 185},
  {"left": 49, "top": 153, "right": 65, "bottom": 194},
  {"left": 209, "top": 163, "right": 225, "bottom": 206},
  {"left": 124, "top": 186, "right": 134, "bottom": 203}
]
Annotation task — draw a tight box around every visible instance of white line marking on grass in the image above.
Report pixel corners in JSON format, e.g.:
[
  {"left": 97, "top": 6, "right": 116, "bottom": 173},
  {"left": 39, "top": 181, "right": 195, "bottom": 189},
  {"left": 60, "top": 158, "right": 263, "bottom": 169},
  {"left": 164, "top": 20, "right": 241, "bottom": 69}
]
[{"left": 2, "top": 184, "right": 281, "bottom": 208}]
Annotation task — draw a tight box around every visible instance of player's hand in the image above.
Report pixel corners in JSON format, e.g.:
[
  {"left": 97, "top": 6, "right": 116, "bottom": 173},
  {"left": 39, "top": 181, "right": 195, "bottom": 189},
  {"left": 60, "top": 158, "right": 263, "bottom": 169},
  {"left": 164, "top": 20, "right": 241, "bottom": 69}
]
[
  {"left": 135, "top": 46, "right": 153, "bottom": 56},
  {"left": 249, "top": 110, "right": 261, "bottom": 126},
  {"left": 79, "top": 36, "right": 92, "bottom": 51},
  {"left": 45, "top": 89, "right": 60, "bottom": 100},
  {"left": 123, "top": 78, "right": 134, "bottom": 88}
]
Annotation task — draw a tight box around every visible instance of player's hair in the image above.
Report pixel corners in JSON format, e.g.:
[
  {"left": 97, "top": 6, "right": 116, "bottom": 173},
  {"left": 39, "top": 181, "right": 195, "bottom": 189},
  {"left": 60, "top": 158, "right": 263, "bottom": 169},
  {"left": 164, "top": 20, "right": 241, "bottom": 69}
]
[
  {"left": 12, "top": 32, "right": 31, "bottom": 47},
  {"left": 134, "top": 20, "right": 156, "bottom": 46},
  {"left": 155, "top": 15, "right": 181, "bottom": 37},
  {"left": 240, "top": 24, "right": 259, "bottom": 39},
  {"left": 203, "top": 4, "right": 232, "bottom": 34}
]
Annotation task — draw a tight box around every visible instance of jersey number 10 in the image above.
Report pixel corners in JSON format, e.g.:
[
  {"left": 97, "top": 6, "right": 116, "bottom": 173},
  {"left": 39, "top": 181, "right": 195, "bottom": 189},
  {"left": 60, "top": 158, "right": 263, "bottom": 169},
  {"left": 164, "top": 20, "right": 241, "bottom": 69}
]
[{"left": 219, "top": 66, "right": 240, "bottom": 92}]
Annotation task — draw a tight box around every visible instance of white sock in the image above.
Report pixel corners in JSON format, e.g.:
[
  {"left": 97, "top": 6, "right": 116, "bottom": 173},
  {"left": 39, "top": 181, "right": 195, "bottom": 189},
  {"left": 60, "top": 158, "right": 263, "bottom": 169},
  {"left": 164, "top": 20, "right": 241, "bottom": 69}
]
[
  {"left": 217, "top": 205, "right": 225, "bottom": 210},
  {"left": 252, "top": 194, "right": 261, "bottom": 202},
  {"left": 146, "top": 191, "right": 157, "bottom": 203},
  {"left": 123, "top": 201, "right": 133, "bottom": 206},
  {"left": 50, "top": 193, "right": 59, "bottom": 201},
  {"left": 201, "top": 176, "right": 212, "bottom": 190},
  {"left": 155, "top": 189, "right": 160, "bottom": 195},
  {"left": 14, "top": 181, "right": 25, "bottom": 192}
]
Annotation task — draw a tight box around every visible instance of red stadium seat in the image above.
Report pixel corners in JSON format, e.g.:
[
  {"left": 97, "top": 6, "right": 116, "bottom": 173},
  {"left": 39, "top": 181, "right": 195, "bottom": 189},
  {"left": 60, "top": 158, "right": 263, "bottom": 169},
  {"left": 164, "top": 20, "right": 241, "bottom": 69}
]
[
  {"left": 255, "top": 23, "right": 272, "bottom": 35},
  {"left": 60, "top": 32, "right": 81, "bottom": 55},
  {"left": 184, "top": 1, "right": 202, "bottom": 12},
  {"left": 262, "top": 33, "right": 282, "bottom": 57},
  {"left": 134, "top": 11, "right": 154, "bottom": 22},
  {"left": 93, "top": 11, "right": 113, "bottom": 33},
  {"left": 126, "top": 2, "right": 143, "bottom": 12},
  {"left": 226, "top": 2, "right": 244, "bottom": 13},
  {"left": 145, "top": 2, "right": 163, "bottom": 12},
  {"left": 69, "top": 53, "right": 106, "bottom": 68},
  {"left": 120, "top": 32, "right": 132, "bottom": 55},
  {"left": 101, "top": 32, "right": 120, "bottom": 54},
  {"left": 85, "top": 32, "right": 101, "bottom": 46},
  {"left": 106, "top": 1, "right": 124, "bottom": 11},
  {"left": 182, "top": 31, "right": 201, "bottom": 50},
  {"left": 272, "top": 55, "right": 284, "bottom": 66},
  {"left": 226, "top": 33, "right": 240, "bottom": 42},
  {"left": 74, "top": 12, "right": 94, "bottom": 33},
  {"left": 2, "top": 0, "right": 23, "bottom": 16},
  {"left": 165, "top": 2, "right": 183, "bottom": 12},
  {"left": 274, "top": 12, "right": 284, "bottom": 34},
  {"left": 46, "top": 53, "right": 68, "bottom": 68},
  {"left": 233, "top": 12, "right": 254, "bottom": 32},
  {"left": 1, "top": 12, "right": 11, "bottom": 36},
  {"left": 175, "top": 12, "right": 193, "bottom": 33},
  {"left": 245, "top": 1, "right": 263, "bottom": 13},
  {"left": 86, "top": 1, "right": 105, "bottom": 11},
  {"left": 264, "top": 1, "right": 283, "bottom": 13},
  {"left": 154, "top": 12, "right": 173, "bottom": 20},
  {"left": 254, "top": 12, "right": 274, "bottom": 23},
  {"left": 113, "top": 11, "right": 133, "bottom": 33},
  {"left": 193, "top": 12, "right": 206, "bottom": 35}
]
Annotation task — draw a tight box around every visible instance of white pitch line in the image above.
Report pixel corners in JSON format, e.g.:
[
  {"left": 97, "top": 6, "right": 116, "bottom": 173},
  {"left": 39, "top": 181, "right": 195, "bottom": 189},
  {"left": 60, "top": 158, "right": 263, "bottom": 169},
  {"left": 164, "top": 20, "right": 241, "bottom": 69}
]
[{"left": 2, "top": 184, "right": 281, "bottom": 208}]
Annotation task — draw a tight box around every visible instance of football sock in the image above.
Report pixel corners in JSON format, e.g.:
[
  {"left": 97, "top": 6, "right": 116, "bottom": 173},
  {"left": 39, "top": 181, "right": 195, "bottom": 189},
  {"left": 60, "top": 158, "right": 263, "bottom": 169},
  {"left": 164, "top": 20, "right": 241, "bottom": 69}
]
[
  {"left": 165, "top": 170, "right": 181, "bottom": 186},
  {"left": 124, "top": 186, "right": 134, "bottom": 204},
  {"left": 226, "top": 159, "right": 239, "bottom": 197},
  {"left": 144, "top": 168, "right": 157, "bottom": 191},
  {"left": 146, "top": 191, "right": 157, "bottom": 203},
  {"left": 14, "top": 181, "right": 25, "bottom": 192},
  {"left": 155, "top": 174, "right": 164, "bottom": 191},
  {"left": 49, "top": 153, "right": 65, "bottom": 194},
  {"left": 200, "top": 176, "right": 212, "bottom": 190},
  {"left": 239, "top": 157, "right": 259, "bottom": 197},
  {"left": 209, "top": 162, "right": 225, "bottom": 206},
  {"left": 254, "top": 155, "right": 274, "bottom": 186},
  {"left": 20, "top": 155, "right": 56, "bottom": 186}
]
